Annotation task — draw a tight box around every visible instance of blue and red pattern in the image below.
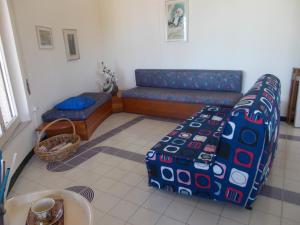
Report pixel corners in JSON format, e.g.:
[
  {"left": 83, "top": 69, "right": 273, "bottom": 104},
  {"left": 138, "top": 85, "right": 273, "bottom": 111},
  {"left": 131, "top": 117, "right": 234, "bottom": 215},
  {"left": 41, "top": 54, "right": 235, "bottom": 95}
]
[
  {"left": 146, "top": 106, "right": 231, "bottom": 198},
  {"left": 145, "top": 74, "right": 281, "bottom": 208},
  {"left": 214, "top": 74, "right": 280, "bottom": 207}
]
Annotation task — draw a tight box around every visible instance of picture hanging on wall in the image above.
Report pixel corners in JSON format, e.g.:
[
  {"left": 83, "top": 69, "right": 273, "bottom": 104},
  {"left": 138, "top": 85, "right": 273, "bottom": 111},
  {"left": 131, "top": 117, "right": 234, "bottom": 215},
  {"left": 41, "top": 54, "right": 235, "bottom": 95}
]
[
  {"left": 165, "top": 0, "right": 188, "bottom": 42},
  {"left": 63, "top": 29, "right": 80, "bottom": 61},
  {"left": 36, "top": 26, "right": 54, "bottom": 49}
]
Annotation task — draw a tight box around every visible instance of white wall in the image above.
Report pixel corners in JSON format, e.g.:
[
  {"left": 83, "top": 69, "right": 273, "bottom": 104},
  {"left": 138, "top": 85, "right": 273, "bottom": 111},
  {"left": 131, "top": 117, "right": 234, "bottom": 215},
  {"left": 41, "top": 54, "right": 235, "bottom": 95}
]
[
  {"left": 0, "top": 0, "right": 33, "bottom": 172},
  {"left": 0, "top": 0, "right": 103, "bottom": 171},
  {"left": 99, "top": 0, "right": 300, "bottom": 115},
  {"left": 11, "top": 0, "right": 103, "bottom": 122}
]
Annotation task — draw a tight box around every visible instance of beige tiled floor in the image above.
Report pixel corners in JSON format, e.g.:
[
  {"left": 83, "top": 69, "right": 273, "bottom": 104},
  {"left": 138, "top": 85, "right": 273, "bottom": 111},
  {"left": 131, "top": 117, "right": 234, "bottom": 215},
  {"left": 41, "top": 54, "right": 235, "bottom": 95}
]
[{"left": 8, "top": 113, "right": 300, "bottom": 225}]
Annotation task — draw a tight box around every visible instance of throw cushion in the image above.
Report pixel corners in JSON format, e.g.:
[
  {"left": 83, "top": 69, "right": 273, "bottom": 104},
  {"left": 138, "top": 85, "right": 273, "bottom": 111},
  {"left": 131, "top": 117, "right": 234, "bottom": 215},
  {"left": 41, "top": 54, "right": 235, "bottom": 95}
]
[{"left": 55, "top": 96, "right": 96, "bottom": 111}]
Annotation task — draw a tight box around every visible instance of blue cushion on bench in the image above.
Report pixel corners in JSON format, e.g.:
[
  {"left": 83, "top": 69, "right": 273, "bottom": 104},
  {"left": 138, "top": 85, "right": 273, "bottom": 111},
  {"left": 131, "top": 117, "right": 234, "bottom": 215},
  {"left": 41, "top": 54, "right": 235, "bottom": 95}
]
[
  {"left": 135, "top": 69, "right": 243, "bottom": 93},
  {"left": 55, "top": 96, "right": 96, "bottom": 110},
  {"left": 42, "top": 92, "right": 111, "bottom": 121},
  {"left": 122, "top": 87, "right": 242, "bottom": 107}
]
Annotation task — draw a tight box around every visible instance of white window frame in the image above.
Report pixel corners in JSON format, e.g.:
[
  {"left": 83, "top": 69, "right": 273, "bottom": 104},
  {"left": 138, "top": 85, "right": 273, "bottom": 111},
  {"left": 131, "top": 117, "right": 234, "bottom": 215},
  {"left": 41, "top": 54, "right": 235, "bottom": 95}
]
[{"left": 0, "top": 36, "right": 20, "bottom": 147}]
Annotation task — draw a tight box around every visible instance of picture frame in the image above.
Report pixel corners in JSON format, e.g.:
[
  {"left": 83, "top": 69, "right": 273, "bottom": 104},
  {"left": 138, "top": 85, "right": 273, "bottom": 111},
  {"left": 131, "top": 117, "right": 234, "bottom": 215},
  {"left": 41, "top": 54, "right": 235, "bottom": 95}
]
[
  {"left": 63, "top": 29, "right": 80, "bottom": 61},
  {"left": 36, "top": 26, "right": 54, "bottom": 49},
  {"left": 165, "top": 0, "right": 188, "bottom": 42}
]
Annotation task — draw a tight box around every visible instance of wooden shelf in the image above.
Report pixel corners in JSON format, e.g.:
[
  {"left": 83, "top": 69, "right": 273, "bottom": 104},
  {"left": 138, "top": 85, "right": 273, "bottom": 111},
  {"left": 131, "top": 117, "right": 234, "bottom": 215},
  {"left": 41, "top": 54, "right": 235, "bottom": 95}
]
[
  {"left": 112, "top": 91, "right": 124, "bottom": 113},
  {"left": 287, "top": 68, "right": 300, "bottom": 124}
]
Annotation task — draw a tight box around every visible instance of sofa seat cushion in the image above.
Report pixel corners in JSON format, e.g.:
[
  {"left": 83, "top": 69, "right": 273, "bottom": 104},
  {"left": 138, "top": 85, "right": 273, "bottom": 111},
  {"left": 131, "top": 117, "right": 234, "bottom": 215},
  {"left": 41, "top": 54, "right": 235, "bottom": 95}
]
[
  {"left": 42, "top": 92, "right": 111, "bottom": 122},
  {"left": 146, "top": 106, "right": 231, "bottom": 196},
  {"left": 122, "top": 87, "right": 242, "bottom": 107}
]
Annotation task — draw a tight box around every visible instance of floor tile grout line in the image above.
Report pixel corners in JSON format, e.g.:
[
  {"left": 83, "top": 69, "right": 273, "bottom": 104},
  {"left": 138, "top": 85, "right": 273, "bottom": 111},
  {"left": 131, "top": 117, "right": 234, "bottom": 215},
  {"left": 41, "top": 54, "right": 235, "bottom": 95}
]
[
  {"left": 281, "top": 216, "right": 300, "bottom": 225},
  {"left": 164, "top": 197, "right": 198, "bottom": 224},
  {"left": 215, "top": 215, "right": 222, "bottom": 225},
  {"left": 119, "top": 194, "right": 163, "bottom": 225},
  {"left": 172, "top": 199, "right": 198, "bottom": 225},
  {"left": 280, "top": 200, "right": 283, "bottom": 225},
  {"left": 161, "top": 214, "right": 193, "bottom": 225},
  {"left": 248, "top": 209, "right": 254, "bottom": 225},
  {"left": 103, "top": 168, "right": 152, "bottom": 224},
  {"left": 153, "top": 195, "right": 175, "bottom": 225},
  {"left": 216, "top": 204, "right": 226, "bottom": 225},
  {"left": 279, "top": 136, "right": 287, "bottom": 225},
  {"left": 220, "top": 214, "right": 249, "bottom": 225}
]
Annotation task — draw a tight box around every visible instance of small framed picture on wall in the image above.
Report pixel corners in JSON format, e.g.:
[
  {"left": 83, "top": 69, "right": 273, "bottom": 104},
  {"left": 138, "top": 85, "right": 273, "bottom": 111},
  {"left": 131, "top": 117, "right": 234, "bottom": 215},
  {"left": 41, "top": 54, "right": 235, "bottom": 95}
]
[
  {"left": 36, "top": 26, "right": 54, "bottom": 49},
  {"left": 63, "top": 29, "right": 80, "bottom": 61},
  {"left": 165, "top": 0, "right": 188, "bottom": 42}
]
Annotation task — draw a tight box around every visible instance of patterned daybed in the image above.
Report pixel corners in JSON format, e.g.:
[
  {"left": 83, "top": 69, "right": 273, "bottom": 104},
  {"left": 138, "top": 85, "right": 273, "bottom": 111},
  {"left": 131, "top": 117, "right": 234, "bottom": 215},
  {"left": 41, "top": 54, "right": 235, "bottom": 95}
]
[
  {"left": 146, "top": 74, "right": 281, "bottom": 208},
  {"left": 123, "top": 70, "right": 243, "bottom": 119}
]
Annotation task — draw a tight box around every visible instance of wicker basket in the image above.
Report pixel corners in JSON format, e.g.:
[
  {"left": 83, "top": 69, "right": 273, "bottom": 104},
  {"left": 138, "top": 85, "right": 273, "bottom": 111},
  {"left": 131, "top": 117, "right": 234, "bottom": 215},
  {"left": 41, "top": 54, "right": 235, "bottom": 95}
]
[{"left": 34, "top": 118, "right": 80, "bottom": 162}]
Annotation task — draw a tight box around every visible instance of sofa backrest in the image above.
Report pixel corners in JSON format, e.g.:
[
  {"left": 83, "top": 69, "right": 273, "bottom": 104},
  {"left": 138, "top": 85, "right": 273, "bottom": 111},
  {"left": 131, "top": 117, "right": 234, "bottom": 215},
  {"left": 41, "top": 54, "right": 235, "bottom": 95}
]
[
  {"left": 135, "top": 69, "right": 243, "bottom": 93},
  {"left": 213, "top": 74, "right": 281, "bottom": 207}
]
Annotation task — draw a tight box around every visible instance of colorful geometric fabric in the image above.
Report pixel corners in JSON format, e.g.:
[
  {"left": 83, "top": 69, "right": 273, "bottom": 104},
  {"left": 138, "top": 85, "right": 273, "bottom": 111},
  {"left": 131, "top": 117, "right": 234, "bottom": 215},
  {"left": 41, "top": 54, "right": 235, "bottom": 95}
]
[
  {"left": 146, "top": 106, "right": 231, "bottom": 199},
  {"left": 214, "top": 74, "right": 281, "bottom": 207},
  {"left": 145, "top": 74, "right": 281, "bottom": 208},
  {"left": 151, "top": 106, "right": 231, "bottom": 164}
]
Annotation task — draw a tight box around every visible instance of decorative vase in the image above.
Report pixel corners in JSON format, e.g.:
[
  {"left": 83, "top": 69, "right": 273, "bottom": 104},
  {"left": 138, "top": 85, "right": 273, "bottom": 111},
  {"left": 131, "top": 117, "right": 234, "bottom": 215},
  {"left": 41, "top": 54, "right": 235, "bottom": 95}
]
[{"left": 111, "top": 83, "right": 119, "bottom": 96}]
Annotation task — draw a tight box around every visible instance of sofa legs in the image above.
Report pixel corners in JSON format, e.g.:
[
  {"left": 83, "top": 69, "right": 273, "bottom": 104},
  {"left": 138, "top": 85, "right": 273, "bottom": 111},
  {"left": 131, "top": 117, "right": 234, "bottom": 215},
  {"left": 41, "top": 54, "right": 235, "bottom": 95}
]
[{"left": 245, "top": 205, "right": 253, "bottom": 210}]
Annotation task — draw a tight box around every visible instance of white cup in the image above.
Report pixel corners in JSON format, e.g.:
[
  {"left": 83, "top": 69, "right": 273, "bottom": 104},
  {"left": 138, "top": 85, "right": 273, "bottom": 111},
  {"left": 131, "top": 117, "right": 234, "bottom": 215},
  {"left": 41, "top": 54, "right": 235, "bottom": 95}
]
[{"left": 31, "top": 198, "right": 55, "bottom": 222}]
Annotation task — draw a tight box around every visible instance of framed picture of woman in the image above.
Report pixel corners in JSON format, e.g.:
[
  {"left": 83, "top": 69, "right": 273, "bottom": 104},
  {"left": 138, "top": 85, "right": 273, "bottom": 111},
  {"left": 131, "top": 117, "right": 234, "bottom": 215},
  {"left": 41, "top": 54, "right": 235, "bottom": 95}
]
[{"left": 165, "top": 0, "right": 188, "bottom": 42}]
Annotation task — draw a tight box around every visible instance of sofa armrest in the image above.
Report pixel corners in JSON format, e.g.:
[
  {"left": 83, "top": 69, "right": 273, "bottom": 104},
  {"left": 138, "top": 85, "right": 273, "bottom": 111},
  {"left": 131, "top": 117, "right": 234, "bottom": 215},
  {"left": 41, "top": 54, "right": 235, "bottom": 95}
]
[
  {"left": 212, "top": 74, "right": 281, "bottom": 207},
  {"left": 213, "top": 110, "right": 268, "bottom": 206}
]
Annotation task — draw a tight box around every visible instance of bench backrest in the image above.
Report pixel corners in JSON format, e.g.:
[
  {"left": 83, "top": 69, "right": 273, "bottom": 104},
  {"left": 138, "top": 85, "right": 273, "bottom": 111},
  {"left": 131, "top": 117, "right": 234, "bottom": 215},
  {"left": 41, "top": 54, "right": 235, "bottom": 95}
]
[
  {"left": 135, "top": 69, "right": 243, "bottom": 93},
  {"left": 214, "top": 74, "right": 281, "bottom": 207}
]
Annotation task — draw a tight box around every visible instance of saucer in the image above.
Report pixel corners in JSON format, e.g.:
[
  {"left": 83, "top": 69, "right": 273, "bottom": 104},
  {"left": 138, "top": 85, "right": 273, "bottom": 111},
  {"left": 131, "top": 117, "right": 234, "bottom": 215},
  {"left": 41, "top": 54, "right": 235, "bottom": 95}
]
[{"left": 27, "top": 199, "right": 64, "bottom": 225}]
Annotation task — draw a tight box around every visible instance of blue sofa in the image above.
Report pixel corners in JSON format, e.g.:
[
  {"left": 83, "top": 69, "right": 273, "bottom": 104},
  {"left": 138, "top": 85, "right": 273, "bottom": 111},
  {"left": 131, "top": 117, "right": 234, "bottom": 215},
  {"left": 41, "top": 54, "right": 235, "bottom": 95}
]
[
  {"left": 145, "top": 74, "right": 281, "bottom": 208},
  {"left": 123, "top": 70, "right": 243, "bottom": 119}
]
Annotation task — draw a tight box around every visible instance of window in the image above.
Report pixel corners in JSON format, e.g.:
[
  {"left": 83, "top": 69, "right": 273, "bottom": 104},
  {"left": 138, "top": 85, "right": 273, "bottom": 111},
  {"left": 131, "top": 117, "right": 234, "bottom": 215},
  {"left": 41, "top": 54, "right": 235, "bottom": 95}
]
[{"left": 0, "top": 36, "right": 19, "bottom": 146}]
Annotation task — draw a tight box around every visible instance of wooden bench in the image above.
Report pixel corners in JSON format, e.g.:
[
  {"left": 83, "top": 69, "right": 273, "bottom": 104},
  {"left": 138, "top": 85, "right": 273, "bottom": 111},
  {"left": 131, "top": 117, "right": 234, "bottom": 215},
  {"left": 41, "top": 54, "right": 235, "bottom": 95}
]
[
  {"left": 36, "top": 100, "right": 112, "bottom": 140},
  {"left": 123, "top": 97, "right": 204, "bottom": 120}
]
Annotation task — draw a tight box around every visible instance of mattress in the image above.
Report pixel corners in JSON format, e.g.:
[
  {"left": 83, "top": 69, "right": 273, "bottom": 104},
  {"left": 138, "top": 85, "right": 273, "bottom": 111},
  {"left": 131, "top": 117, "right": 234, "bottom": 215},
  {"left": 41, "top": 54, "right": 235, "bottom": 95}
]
[
  {"left": 122, "top": 87, "right": 242, "bottom": 107},
  {"left": 42, "top": 92, "right": 111, "bottom": 122}
]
